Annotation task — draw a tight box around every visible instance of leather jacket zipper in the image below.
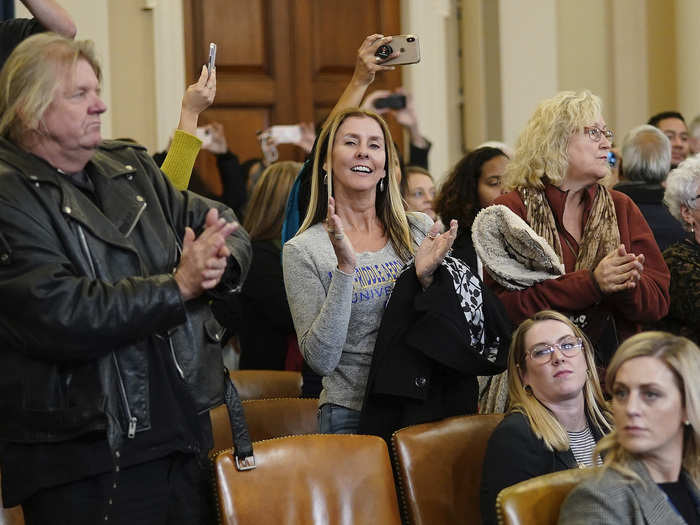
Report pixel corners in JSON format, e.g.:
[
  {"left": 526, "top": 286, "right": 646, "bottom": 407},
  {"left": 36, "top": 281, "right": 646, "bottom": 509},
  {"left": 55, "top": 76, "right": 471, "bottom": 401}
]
[
  {"left": 168, "top": 335, "right": 185, "bottom": 380},
  {"left": 112, "top": 353, "right": 137, "bottom": 438},
  {"left": 78, "top": 225, "right": 137, "bottom": 439}
]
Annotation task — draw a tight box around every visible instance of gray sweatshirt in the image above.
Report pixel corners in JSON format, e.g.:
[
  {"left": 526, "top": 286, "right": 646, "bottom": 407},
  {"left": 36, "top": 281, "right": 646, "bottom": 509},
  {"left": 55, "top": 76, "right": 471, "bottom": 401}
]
[{"left": 283, "top": 213, "right": 431, "bottom": 411}]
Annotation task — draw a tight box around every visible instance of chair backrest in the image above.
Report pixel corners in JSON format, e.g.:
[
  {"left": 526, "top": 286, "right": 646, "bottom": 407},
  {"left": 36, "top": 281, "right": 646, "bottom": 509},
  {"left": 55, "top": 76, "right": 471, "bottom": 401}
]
[
  {"left": 0, "top": 469, "right": 25, "bottom": 525},
  {"left": 496, "top": 467, "right": 601, "bottom": 525},
  {"left": 215, "top": 434, "right": 402, "bottom": 525},
  {"left": 391, "top": 413, "right": 503, "bottom": 525},
  {"left": 230, "top": 370, "right": 302, "bottom": 400},
  {"left": 210, "top": 397, "right": 318, "bottom": 453}
]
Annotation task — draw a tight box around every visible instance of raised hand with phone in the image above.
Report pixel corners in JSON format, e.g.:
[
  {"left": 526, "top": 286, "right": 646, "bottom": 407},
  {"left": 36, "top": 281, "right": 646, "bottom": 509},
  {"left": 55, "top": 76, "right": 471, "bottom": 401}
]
[
  {"left": 160, "top": 42, "right": 218, "bottom": 191},
  {"left": 362, "top": 87, "right": 429, "bottom": 150},
  {"left": 178, "top": 63, "right": 216, "bottom": 135},
  {"left": 196, "top": 122, "right": 228, "bottom": 154}
]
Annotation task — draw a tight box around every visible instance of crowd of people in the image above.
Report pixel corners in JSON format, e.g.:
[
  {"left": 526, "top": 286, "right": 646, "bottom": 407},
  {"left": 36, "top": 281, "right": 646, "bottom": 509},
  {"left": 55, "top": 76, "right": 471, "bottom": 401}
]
[{"left": 0, "top": 4, "right": 698, "bottom": 524}]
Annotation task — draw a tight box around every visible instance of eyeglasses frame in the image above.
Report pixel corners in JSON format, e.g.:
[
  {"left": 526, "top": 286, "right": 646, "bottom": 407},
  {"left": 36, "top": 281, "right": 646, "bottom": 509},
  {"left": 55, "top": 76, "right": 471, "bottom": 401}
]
[
  {"left": 525, "top": 337, "right": 584, "bottom": 364},
  {"left": 583, "top": 126, "right": 614, "bottom": 143}
]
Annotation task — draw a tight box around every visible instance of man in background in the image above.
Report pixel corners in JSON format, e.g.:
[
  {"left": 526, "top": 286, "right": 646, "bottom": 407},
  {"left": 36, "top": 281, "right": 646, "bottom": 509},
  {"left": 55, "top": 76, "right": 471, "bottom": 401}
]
[
  {"left": 648, "top": 110, "right": 689, "bottom": 169},
  {"left": 615, "top": 124, "right": 686, "bottom": 251}
]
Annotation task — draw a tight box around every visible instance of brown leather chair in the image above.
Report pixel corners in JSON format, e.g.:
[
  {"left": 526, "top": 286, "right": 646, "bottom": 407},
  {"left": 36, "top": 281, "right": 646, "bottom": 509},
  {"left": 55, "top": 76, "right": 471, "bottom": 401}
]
[
  {"left": 0, "top": 469, "right": 25, "bottom": 525},
  {"left": 391, "top": 413, "right": 503, "bottom": 525},
  {"left": 229, "top": 370, "right": 302, "bottom": 400},
  {"left": 210, "top": 397, "right": 318, "bottom": 453},
  {"left": 214, "top": 434, "right": 402, "bottom": 525},
  {"left": 496, "top": 467, "right": 601, "bottom": 525}
]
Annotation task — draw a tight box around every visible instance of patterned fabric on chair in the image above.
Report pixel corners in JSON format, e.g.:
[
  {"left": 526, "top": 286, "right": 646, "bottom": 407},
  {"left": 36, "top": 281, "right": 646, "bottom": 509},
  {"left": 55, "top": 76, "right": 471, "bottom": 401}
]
[
  {"left": 214, "top": 434, "right": 402, "bottom": 525},
  {"left": 496, "top": 467, "right": 600, "bottom": 525},
  {"left": 391, "top": 413, "right": 503, "bottom": 525}
]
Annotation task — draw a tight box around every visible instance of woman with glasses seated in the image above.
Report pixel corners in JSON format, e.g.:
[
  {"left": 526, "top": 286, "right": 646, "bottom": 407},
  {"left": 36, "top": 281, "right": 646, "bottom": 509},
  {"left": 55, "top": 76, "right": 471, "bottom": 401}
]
[
  {"left": 559, "top": 332, "right": 700, "bottom": 525},
  {"left": 480, "top": 310, "right": 613, "bottom": 525},
  {"left": 476, "top": 91, "right": 669, "bottom": 365}
]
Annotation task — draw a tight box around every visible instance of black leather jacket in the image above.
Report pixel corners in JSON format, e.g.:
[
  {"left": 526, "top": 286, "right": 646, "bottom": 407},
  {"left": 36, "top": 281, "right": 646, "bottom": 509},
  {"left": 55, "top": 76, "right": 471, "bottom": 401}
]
[{"left": 0, "top": 138, "right": 251, "bottom": 449}]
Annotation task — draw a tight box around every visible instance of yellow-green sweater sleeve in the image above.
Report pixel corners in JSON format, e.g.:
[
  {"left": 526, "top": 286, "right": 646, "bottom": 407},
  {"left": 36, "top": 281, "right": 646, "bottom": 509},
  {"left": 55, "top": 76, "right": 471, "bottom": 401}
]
[{"left": 160, "top": 130, "right": 202, "bottom": 190}]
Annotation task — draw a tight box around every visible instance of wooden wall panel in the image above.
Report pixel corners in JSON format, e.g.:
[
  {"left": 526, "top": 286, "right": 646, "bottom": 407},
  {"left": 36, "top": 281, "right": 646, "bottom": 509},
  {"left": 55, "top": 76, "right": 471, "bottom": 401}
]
[
  {"left": 313, "top": 2, "right": 383, "bottom": 73},
  {"left": 190, "top": 0, "right": 268, "bottom": 72}
]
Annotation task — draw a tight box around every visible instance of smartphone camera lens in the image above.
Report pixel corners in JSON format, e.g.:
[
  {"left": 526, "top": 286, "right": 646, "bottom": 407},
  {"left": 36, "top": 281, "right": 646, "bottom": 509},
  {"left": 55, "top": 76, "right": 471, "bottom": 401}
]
[
  {"left": 375, "top": 44, "right": 393, "bottom": 60},
  {"left": 407, "top": 36, "right": 415, "bottom": 42}
]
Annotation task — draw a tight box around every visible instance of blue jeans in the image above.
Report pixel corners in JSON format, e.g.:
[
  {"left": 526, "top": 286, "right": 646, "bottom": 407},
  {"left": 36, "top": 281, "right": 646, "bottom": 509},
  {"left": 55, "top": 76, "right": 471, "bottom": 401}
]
[{"left": 318, "top": 403, "right": 361, "bottom": 434}]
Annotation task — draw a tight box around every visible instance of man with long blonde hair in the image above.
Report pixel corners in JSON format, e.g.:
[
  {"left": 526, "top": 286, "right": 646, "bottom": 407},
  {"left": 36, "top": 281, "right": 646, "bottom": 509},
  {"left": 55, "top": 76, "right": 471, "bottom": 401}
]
[{"left": 0, "top": 34, "right": 251, "bottom": 523}]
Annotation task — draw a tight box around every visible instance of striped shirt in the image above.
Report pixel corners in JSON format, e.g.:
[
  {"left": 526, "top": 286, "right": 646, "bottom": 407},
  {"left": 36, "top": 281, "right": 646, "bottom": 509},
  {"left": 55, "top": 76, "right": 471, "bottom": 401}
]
[{"left": 568, "top": 426, "right": 602, "bottom": 467}]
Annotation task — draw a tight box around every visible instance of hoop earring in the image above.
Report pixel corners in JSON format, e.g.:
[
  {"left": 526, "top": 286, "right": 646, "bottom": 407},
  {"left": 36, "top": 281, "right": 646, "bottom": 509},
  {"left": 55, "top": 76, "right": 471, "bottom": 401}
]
[
  {"left": 379, "top": 178, "right": 385, "bottom": 192},
  {"left": 322, "top": 169, "right": 328, "bottom": 186}
]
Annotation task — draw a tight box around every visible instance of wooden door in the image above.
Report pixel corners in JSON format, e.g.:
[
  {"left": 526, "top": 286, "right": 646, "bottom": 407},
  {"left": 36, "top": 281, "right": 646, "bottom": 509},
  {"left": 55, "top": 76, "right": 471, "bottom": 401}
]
[{"left": 183, "top": 0, "right": 401, "bottom": 195}]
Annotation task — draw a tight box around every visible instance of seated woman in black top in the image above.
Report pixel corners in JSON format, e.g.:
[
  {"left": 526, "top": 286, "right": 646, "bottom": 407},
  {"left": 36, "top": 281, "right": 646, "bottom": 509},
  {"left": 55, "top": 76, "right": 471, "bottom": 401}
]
[{"left": 480, "top": 310, "right": 612, "bottom": 525}]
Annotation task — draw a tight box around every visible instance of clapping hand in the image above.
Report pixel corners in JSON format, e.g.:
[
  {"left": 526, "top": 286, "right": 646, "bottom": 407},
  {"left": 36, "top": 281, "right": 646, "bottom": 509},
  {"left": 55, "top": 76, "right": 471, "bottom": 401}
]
[
  {"left": 174, "top": 208, "right": 238, "bottom": 301},
  {"left": 325, "top": 197, "right": 356, "bottom": 275},
  {"left": 415, "top": 219, "right": 458, "bottom": 290},
  {"left": 593, "top": 244, "right": 645, "bottom": 294}
]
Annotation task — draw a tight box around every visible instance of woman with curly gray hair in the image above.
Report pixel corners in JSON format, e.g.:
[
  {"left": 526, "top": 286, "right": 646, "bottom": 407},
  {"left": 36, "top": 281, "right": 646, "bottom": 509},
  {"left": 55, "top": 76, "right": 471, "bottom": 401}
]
[{"left": 657, "top": 159, "right": 700, "bottom": 344}]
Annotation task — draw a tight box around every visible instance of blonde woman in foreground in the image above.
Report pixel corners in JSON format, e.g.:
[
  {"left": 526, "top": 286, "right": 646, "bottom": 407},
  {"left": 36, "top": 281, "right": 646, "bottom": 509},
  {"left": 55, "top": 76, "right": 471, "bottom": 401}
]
[{"left": 559, "top": 332, "right": 700, "bottom": 525}]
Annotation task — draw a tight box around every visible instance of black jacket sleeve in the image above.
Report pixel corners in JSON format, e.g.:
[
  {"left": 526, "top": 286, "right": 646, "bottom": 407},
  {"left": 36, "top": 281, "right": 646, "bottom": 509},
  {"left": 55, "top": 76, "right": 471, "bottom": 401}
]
[
  {"left": 0, "top": 18, "right": 43, "bottom": 70},
  {"left": 217, "top": 151, "right": 247, "bottom": 220},
  {"left": 408, "top": 139, "right": 431, "bottom": 169}
]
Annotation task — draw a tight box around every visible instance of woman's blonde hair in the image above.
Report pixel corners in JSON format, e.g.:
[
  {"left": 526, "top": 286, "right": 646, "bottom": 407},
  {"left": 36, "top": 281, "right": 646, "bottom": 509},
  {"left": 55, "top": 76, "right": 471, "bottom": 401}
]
[
  {"left": 507, "top": 310, "right": 612, "bottom": 451},
  {"left": 296, "top": 107, "right": 413, "bottom": 261},
  {"left": 597, "top": 332, "right": 700, "bottom": 483},
  {"left": 0, "top": 33, "right": 101, "bottom": 144},
  {"left": 243, "top": 161, "right": 301, "bottom": 241},
  {"left": 504, "top": 90, "right": 604, "bottom": 191}
]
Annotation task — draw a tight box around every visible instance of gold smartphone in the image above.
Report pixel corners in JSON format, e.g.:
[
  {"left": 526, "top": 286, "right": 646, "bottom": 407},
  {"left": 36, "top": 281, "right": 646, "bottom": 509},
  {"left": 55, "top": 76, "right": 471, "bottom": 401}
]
[{"left": 375, "top": 35, "right": 420, "bottom": 66}]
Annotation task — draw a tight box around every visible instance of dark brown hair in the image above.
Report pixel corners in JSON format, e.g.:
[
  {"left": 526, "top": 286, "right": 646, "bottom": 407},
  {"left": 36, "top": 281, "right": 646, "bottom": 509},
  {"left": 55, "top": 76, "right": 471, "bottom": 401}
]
[{"left": 433, "top": 147, "right": 506, "bottom": 230}]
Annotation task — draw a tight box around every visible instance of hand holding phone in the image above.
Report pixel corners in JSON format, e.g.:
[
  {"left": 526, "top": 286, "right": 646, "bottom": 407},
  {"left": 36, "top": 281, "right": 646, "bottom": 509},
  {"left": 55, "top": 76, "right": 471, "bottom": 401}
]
[
  {"left": 267, "top": 125, "right": 303, "bottom": 145},
  {"left": 195, "top": 126, "right": 213, "bottom": 149},
  {"left": 373, "top": 94, "right": 406, "bottom": 110}
]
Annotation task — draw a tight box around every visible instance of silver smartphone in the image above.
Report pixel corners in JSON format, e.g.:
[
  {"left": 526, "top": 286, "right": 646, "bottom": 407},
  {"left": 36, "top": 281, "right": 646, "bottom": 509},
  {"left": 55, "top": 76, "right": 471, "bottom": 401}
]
[{"left": 207, "top": 43, "right": 217, "bottom": 79}]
